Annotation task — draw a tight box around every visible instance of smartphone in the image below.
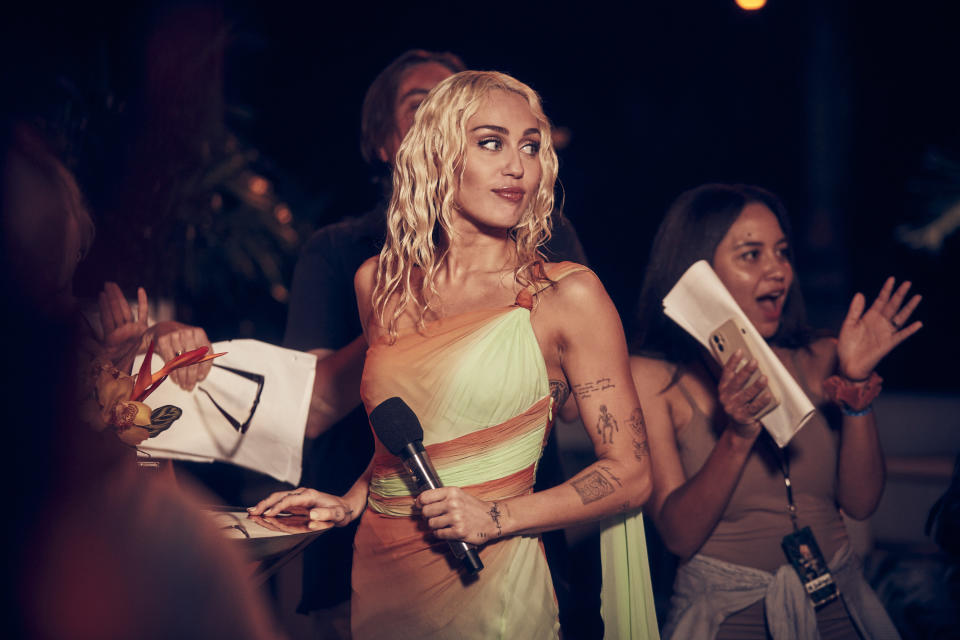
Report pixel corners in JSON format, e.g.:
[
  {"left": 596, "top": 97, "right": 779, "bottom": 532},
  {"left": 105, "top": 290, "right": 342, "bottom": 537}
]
[{"left": 709, "top": 318, "right": 780, "bottom": 419}]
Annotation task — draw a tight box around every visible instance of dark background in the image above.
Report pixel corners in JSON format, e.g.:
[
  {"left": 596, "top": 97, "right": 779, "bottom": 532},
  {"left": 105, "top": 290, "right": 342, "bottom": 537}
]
[{"left": 3, "top": 0, "right": 959, "bottom": 391}]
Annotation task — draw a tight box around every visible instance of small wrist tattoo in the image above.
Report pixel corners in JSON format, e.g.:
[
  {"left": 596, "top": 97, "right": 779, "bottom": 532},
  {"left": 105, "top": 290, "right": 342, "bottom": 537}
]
[{"left": 488, "top": 502, "right": 503, "bottom": 538}]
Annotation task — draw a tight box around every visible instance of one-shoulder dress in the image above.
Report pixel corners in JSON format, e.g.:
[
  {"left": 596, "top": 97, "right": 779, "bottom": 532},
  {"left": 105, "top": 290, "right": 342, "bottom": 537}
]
[{"left": 351, "top": 262, "right": 589, "bottom": 640}]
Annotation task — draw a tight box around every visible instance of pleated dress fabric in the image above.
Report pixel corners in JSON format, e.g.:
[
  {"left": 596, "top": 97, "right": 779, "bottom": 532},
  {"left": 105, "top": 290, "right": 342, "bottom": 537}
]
[{"left": 352, "top": 262, "right": 589, "bottom": 640}]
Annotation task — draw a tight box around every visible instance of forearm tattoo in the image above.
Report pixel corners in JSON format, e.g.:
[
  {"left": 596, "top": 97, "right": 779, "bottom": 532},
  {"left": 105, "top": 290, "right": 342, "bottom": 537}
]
[
  {"left": 627, "top": 407, "right": 650, "bottom": 459},
  {"left": 549, "top": 379, "right": 570, "bottom": 409},
  {"left": 488, "top": 502, "right": 503, "bottom": 538},
  {"left": 572, "top": 470, "right": 615, "bottom": 505},
  {"left": 599, "top": 464, "right": 623, "bottom": 487},
  {"left": 573, "top": 377, "right": 616, "bottom": 400},
  {"left": 596, "top": 404, "right": 620, "bottom": 444}
]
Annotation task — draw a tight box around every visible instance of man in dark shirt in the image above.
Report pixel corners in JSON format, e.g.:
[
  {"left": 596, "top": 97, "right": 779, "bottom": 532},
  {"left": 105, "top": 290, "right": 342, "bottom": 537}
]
[{"left": 283, "top": 49, "right": 589, "bottom": 634}]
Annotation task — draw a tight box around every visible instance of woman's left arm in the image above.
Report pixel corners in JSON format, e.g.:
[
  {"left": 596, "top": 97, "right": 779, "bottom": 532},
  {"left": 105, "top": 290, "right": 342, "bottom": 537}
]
[
  {"left": 419, "top": 271, "right": 652, "bottom": 543},
  {"left": 833, "top": 277, "right": 922, "bottom": 518}
]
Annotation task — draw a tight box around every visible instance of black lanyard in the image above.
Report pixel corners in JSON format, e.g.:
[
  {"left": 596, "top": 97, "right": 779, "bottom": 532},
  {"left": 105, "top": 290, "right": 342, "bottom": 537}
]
[{"left": 766, "top": 436, "right": 800, "bottom": 532}]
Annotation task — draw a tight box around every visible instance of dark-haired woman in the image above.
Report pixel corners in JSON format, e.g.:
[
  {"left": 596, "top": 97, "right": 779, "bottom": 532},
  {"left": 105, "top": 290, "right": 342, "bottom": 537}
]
[{"left": 631, "top": 184, "right": 916, "bottom": 639}]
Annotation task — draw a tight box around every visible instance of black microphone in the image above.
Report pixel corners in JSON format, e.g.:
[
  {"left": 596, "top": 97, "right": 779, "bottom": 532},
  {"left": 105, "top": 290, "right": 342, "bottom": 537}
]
[{"left": 369, "top": 397, "right": 484, "bottom": 575}]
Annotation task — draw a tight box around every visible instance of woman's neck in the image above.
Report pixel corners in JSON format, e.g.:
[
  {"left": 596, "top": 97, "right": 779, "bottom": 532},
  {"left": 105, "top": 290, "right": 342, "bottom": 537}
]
[{"left": 440, "top": 231, "right": 518, "bottom": 281}]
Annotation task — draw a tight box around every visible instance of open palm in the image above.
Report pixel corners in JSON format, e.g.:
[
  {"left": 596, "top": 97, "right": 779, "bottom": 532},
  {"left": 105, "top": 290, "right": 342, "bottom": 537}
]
[
  {"left": 837, "top": 277, "right": 922, "bottom": 380},
  {"left": 98, "top": 282, "right": 149, "bottom": 360}
]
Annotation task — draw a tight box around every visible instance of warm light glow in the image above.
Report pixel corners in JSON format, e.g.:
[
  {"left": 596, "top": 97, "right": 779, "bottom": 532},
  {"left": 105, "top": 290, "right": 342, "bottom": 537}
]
[
  {"left": 736, "top": 0, "right": 766, "bottom": 10},
  {"left": 248, "top": 176, "right": 269, "bottom": 196},
  {"left": 274, "top": 204, "right": 292, "bottom": 225},
  {"left": 271, "top": 283, "right": 289, "bottom": 303}
]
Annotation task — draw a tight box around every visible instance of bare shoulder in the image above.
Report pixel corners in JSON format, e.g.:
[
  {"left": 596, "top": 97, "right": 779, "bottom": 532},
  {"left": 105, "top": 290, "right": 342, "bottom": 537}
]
[
  {"left": 353, "top": 256, "right": 380, "bottom": 334},
  {"left": 630, "top": 355, "right": 674, "bottom": 395},
  {"left": 541, "top": 264, "right": 607, "bottom": 309},
  {"left": 354, "top": 255, "right": 379, "bottom": 296}
]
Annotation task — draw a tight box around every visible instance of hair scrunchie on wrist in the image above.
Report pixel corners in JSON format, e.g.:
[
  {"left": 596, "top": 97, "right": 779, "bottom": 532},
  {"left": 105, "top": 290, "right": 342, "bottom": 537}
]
[{"left": 822, "top": 371, "right": 883, "bottom": 414}]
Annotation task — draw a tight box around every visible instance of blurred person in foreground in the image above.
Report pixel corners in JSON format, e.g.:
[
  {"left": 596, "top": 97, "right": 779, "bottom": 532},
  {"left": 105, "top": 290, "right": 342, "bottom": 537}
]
[
  {"left": 631, "top": 183, "right": 916, "bottom": 639},
  {"left": 1, "top": 116, "right": 279, "bottom": 639},
  {"left": 252, "top": 70, "right": 651, "bottom": 639}
]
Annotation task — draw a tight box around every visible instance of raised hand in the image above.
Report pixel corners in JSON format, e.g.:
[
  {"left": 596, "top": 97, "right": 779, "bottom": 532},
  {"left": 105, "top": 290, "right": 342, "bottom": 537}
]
[
  {"left": 98, "top": 282, "right": 150, "bottom": 368},
  {"left": 837, "top": 277, "right": 922, "bottom": 381},
  {"left": 247, "top": 488, "right": 356, "bottom": 531},
  {"left": 417, "top": 487, "right": 504, "bottom": 546},
  {"left": 716, "top": 350, "right": 768, "bottom": 439}
]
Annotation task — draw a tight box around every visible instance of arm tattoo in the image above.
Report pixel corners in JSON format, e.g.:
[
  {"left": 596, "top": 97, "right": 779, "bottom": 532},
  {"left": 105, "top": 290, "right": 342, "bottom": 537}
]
[
  {"left": 488, "top": 502, "right": 503, "bottom": 537},
  {"left": 627, "top": 407, "right": 646, "bottom": 435},
  {"left": 549, "top": 379, "right": 570, "bottom": 409},
  {"left": 599, "top": 464, "right": 623, "bottom": 487},
  {"left": 571, "top": 470, "right": 615, "bottom": 505},
  {"left": 628, "top": 407, "right": 650, "bottom": 459},
  {"left": 596, "top": 404, "right": 620, "bottom": 444},
  {"left": 632, "top": 438, "right": 650, "bottom": 459},
  {"left": 573, "top": 377, "right": 617, "bottom": 400}
]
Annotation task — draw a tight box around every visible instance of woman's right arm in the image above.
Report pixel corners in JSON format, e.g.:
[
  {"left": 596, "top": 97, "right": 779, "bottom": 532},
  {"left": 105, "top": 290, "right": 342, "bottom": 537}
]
[
  {"left": 633, "top": 353, "right": 768, "bottom": 559},
  {"left": 248, "top": 457, "right": 373, "bottom": 528},
  {"left": 247, "top": 257, "right": 383, "bottom": 525}
]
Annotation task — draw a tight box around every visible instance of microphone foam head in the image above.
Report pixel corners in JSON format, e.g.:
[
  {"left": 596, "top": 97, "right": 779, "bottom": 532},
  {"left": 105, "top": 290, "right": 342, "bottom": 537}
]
[{"left": 369, "top": 397, "right": 423, "bottom": 456}]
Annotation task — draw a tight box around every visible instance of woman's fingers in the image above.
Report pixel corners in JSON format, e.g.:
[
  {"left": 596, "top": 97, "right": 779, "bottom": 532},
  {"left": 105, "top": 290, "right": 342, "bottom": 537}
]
[
  {"left": 253, "top": 513, "right": 322, "bottom": 534},
  {"left": 135, "top": 287, "right": 149, "bottom": 326},
  {"left": 417, "top": 487, "right": 452, "bottom": 508},
  {"left": 841, "top": 292, "right": 866, "bottom": 333},
  {"left": 248, "top": 488, "right": 319, "bottom": 516},
  {"left": 881, "top": 279, "right": 911, "bottom": 318},
  {"left": 106, "top": 281, "right": 132, "bottom": 325},
  {"left": 892, "top": 293, "right": 922, "bottom": 329},
  {"left": 308, "top": 505, "right": 352, "bottom": 525},
  {"left": 157, "top": 328, "right": 210, "bottom": 391},
  {"left": 719, "top": 353, "right": 759, "bottom": 395},
  {"left": 417, "top": 488, "right": 466, "bottom": 535},
  {"left": 892, "top": 320, "right": 924, "bottom": 347},
  {"left": 870, "top": 276, "right": 895, "bottom": 313}
]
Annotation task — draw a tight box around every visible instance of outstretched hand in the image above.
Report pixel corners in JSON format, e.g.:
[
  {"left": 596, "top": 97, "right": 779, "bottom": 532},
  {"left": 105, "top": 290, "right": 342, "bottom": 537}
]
[
  {"left": 837, "top": 277, "right": 922, "bottom": 380},
  {"left": 247, "top": 488, "right": 356, "bottom": 532}
]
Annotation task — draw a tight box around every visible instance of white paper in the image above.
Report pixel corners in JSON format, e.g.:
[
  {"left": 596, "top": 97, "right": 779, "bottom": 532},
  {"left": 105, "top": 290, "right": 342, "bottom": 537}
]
[
  {"left": 662, "top": 260, "right": 815, "bottom": 447},
  {"left": 134, "top": 339, "right": 316, "bottom": 484}
]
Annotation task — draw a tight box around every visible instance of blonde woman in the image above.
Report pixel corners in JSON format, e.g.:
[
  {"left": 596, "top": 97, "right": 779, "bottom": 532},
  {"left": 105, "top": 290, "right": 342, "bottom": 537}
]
[{"left": 251, "top": 71, "right": 652, "bottom": 638}]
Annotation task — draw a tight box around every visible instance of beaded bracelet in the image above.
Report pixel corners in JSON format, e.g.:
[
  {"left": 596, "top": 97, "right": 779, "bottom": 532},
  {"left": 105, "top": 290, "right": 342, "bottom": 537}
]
[
  {"left": 839, "top": 402, "right": 874, "bottom": 417},
  {"left": 822, "top": 371, "right": 883, "bottom": 413}
]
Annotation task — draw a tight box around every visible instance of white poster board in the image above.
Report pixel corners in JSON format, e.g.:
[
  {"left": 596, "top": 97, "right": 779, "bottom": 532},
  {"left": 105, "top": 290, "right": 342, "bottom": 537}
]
[
  {"left": 663, "top": 260, "right": 815, "bottom": 447},
  {"left": 134, "top": 339, "right": 316, "bottom": 485}
]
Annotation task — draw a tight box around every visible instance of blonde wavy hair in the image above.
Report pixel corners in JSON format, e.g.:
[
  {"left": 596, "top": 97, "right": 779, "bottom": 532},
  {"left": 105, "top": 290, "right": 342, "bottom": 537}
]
[{"left": 373, "top": 70, "right": 559, "bottom": 340}]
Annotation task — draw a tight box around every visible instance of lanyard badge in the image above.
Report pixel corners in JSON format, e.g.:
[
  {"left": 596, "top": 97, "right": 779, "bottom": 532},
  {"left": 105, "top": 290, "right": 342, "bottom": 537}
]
[
  {"left": 781, "top": 526, "right": 838, "bottom": 608},
  {"left": 771, "top": 440, "right": 839, "bottom": 608}
]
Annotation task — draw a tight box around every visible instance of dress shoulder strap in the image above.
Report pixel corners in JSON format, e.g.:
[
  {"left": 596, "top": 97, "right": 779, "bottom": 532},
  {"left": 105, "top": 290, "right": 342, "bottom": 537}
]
[{"left": 514, "top": 261, "right": 591, "bottom": 308}]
